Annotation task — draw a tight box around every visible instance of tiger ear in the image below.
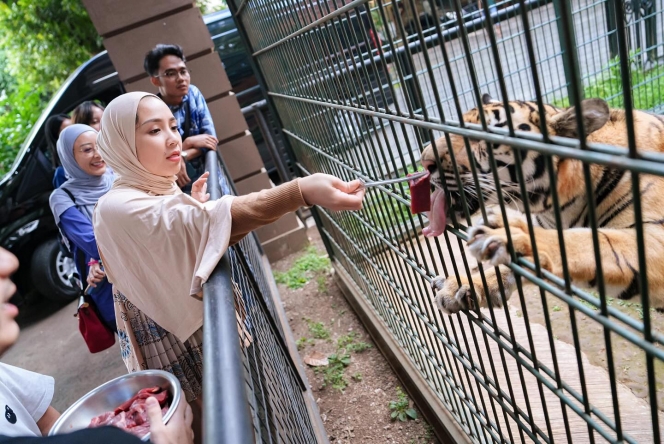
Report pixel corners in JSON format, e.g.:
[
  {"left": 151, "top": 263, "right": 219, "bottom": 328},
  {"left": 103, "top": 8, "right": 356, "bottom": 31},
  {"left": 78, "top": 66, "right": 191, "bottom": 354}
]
[
  {"left": 482, "top": 93, "right": 500, "bottom": 105},
  {"left": 549, "top": 98, "right": 610, "bottom": 138}
]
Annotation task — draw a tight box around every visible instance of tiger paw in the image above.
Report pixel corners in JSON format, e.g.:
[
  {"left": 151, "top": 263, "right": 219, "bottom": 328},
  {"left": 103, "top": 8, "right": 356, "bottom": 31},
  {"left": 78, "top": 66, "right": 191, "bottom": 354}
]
[
  {"left": 431, "top": 275, "right": 477, "bottom": 314},
  {"left": 476, "top": 207, "right": 505, "bottom": 229},
  {"left": 467, "top": 226, "right": 511, "bottom": 266}
]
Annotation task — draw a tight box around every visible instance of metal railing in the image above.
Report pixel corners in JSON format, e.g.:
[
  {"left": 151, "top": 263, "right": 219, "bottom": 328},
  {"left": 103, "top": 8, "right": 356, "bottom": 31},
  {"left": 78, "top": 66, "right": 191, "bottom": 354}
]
[
  {"left": 202, "top": 150, "right": 322, "bottom": 443},
  {"left": 229, "top": 0, "right": 664, "bottom": 442}
]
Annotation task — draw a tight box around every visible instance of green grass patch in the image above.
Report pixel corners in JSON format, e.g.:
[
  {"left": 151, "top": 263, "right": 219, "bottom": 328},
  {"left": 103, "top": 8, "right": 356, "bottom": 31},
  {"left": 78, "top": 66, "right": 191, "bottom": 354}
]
[
  {"left": 317, "top": 331, "right": 372, "bottom": 392},
  {"left": 321, "top": 352, "right": 352, "bottom": 391},
  {"left": 337, "top": 332, "right": 372, "bottom": 352},
  {"left": 389, "top": 387, "right": 418, "bottom": 422},
  {"left": 274, "top": 246, "right": 330, "bottom": 289},
  {"left": 316, "top": 275, "right": 328, "bottom": 293},
  {"left": 552, "top": 55, "right": 664, "bottom": 111},
  {"left": 296, "top": 337, "right": 315, "bottom": 350},
  {"left": 304, "top": 318, "right": 331, "bottom": 340}
]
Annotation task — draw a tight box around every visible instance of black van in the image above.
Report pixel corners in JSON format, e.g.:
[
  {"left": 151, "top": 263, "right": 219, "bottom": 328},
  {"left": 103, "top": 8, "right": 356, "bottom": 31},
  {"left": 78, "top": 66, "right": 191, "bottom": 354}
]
[{"left": 2, "top": 8, "right": 393, "bottom": 304}]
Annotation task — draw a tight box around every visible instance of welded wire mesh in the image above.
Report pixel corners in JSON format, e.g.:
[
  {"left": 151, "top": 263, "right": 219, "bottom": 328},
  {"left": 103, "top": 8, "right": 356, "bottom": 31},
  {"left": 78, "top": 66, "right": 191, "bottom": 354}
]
[
  {"left": 230, "top": 0, "right": 664, "bottom": 442},
  {"left": 211, "top": 156, "right": 317, "bottom": 443}
]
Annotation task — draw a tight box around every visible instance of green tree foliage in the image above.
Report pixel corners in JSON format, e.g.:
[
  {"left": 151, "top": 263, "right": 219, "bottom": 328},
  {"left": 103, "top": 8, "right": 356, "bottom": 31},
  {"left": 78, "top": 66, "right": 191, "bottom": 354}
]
[
  {"left": 196, "top": 0, "right": 228, "bottom": 14},
  {"left": 0, "top": 0, "right": 102, "bottom": 91},
  {"left": 0, "top": 82, "right": 43, "bottom": 170},
  {"left": 0, "top": 0, "right": 102, "bottom": 173},
  {"left": 0, "top": 50, "right": 16, "bottom": 98},
  {"left": 0, "top": 0, "right": 226, "bottom": 174}
]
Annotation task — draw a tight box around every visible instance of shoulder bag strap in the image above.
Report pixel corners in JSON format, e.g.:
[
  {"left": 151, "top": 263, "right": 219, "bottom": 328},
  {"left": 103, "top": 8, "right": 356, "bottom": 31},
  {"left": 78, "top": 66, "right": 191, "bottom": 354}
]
[
  {"left": 59, "top": 188, "right": 89, "bottom": 283},
  {"left": 183, "top": 98, "right": 192, "bottom": 141}
]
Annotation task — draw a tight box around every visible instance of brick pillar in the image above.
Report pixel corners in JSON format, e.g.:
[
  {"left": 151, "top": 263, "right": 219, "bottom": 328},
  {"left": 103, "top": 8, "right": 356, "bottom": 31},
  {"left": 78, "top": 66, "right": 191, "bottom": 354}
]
[{"left": 81, "top": 0, "right": 307, "bottom": 261}]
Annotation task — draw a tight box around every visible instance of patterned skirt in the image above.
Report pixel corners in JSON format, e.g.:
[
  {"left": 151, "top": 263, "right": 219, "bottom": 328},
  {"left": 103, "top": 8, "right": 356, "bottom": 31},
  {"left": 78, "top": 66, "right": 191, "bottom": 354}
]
[{"left": 114, "top": 291, "right": 204, "bottom": 402}]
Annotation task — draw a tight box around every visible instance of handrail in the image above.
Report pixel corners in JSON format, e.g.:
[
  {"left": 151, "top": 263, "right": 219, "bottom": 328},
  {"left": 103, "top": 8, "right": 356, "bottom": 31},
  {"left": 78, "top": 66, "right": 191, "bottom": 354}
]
[{"left": 202, "top": 149, "right": 254, "bottom": 444}]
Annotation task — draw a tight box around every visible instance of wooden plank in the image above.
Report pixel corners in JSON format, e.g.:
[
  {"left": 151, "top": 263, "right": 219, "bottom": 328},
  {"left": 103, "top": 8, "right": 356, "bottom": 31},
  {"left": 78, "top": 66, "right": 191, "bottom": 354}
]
[
  {"left": 103, "top": 8, "right": 211, "bottom": 81},
  {"left": 82, "top": 0, "right": 193, "bottom": 37}
]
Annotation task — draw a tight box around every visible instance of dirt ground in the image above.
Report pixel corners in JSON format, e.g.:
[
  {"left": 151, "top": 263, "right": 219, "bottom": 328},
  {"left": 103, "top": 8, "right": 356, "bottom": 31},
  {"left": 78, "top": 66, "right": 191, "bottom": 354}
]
[
  {"left": 514, "top": 287, "right": 664, "bottom": 409},
  {"left": 273, "top": 231, "right": 438, "bottom": 444}
]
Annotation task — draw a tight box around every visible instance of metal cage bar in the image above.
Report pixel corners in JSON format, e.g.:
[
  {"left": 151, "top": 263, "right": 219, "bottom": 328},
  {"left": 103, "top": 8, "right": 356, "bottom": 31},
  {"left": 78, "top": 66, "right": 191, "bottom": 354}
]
[{"left": 231, "top": 0, "right": 664, "bottom": 442}]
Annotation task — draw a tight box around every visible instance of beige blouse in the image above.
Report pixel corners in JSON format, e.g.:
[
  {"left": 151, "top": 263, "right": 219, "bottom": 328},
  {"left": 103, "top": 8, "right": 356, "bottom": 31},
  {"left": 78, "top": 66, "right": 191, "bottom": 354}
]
[{"left": 95, "top": 179, "right": 306, "bottom": 342}]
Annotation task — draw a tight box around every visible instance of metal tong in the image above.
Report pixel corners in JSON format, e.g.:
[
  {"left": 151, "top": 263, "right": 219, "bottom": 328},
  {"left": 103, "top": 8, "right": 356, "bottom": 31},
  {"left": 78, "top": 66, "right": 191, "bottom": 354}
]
[{"left": 358, "top": 170, "right": 428, "bottom": 189}]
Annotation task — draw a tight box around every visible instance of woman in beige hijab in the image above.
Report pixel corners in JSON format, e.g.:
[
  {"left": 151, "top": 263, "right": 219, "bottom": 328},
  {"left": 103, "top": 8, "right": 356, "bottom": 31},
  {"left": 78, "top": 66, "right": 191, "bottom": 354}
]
[{"left": 93, "top": 92, "right": 364, "bottom": 405}]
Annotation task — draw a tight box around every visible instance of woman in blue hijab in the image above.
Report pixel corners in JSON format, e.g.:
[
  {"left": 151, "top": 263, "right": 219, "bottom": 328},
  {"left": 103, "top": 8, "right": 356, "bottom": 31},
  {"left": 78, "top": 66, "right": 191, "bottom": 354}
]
[{"left": 48, "top": 124, "right": 115, "bottom": 331}]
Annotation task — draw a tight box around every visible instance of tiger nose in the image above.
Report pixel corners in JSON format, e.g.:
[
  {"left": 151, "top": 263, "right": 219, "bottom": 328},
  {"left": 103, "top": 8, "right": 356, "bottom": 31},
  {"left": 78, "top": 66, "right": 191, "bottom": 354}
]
[{"left": 421, "top": 159, "right": 437, "bottom": 173}]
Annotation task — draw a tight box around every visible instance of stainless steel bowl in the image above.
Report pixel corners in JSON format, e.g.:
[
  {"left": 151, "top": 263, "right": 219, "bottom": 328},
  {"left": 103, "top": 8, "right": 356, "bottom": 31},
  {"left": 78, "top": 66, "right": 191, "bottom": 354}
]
[{"left": 49, "top": 370, "right": 181, "bottom": 441}]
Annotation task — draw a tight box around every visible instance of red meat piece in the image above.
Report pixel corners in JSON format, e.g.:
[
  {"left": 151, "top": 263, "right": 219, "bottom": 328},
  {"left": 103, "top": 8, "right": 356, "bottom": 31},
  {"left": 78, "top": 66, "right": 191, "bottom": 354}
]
[
  {"left": 408, "top": 171, "right": 431, "bottom": 214},
  {"left": 129, "top": 401, "right": 148, "bottom": 426},
  {"left": 129, "top": 391, "right": 168, "bottom": 410},
  {"left": 89, "top": 411, "right": 115, "bottom": 428},
  {"left": 127, "top": 423, "right": 150, "bottom": 438},
  {"left": 149, "top": 390, "right": 168, "bottom": 406},
  {"left": 88, "top": 387, "right": 171, "bottom": 439},
  {"left": 113, "top": 386, "right": 161, "bottom": 414},
  {"left": 124, "top": 414, "right": 137, "bottom": 429},
  {"left": 126, "top": 404, "right": 170, "bottom": 438},
  {"left": 108, "top": 411, "right": 127, "bottom": 429}
]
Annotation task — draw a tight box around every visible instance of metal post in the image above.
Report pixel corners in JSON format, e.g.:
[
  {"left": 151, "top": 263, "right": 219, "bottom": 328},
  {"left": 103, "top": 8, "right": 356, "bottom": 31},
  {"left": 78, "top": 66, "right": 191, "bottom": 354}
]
[
  {"left": 605, "top": 0, "right": 619, "bottom": 58},
  {"left": 644, "top": 0, "right": 658, "bottom": 61},
  {"left": 552, "top": 0, "right": 582, "bottom": 100},
  {"left": 203, "top": 150, "right": 254, "bottom": 444}
]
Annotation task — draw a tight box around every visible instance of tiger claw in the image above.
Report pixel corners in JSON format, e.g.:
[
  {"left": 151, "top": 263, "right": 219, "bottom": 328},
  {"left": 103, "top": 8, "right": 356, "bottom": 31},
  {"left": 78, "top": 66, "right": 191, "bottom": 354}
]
[
  {"left": 467, "top": 226, "right": 511, "bottom": 266},
  {"left": 433, "top": 277, "right": 475, "bottom": 314}
]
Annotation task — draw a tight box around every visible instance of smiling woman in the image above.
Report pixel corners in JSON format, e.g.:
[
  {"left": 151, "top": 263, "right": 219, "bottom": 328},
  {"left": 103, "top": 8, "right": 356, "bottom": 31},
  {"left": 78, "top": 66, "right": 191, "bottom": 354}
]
[
  {"left": 72, "top": 132, "right": 106, "bottom": 177},
  {"left": 48, "top": 124, "right": 116, "bottom": 331}
]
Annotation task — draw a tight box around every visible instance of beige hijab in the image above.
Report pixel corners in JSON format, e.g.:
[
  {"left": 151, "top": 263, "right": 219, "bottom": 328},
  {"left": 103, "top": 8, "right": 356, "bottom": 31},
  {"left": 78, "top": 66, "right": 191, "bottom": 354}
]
[{"left": 93, "top": 92, "right": 234, "bottom": 341}]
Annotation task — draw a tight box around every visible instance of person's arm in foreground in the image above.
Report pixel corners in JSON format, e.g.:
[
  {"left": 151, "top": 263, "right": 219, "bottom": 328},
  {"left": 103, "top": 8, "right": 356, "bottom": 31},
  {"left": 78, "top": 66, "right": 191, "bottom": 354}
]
[{"left": 36, "top": 408, "right": 60, "bottom": 436}]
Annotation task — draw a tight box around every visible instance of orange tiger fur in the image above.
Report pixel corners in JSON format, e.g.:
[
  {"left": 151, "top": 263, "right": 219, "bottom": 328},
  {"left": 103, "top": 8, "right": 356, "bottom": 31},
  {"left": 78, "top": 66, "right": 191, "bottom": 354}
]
[{"left": 420, "top": 94, "right": 664, "bottom": 314}]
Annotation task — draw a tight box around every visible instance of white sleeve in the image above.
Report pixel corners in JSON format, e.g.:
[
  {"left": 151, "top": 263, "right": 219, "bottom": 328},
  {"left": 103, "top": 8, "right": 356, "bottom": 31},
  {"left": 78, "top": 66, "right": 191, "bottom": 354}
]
[{"left": 0, "top": 363, "right": 54, "bottom": 422}]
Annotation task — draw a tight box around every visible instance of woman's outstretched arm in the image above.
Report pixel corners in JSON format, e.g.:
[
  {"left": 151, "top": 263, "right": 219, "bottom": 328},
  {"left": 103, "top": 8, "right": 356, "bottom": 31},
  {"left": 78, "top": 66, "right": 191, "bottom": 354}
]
[{"left": 229, "top": 174, "right": 364, "bottom": 245}]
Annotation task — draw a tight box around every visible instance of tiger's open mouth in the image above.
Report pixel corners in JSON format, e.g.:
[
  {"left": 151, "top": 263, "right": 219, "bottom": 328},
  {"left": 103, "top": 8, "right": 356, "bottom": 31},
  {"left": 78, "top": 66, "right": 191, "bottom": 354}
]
[
  {"left": 423, "top": 186, "right": 449, "bottom": 237},
  {"left": 449, "top": 190, "right": 481, "bottom": 223},
  {"left": 424, "top": 178, "right": 481, "bottom": 236}
]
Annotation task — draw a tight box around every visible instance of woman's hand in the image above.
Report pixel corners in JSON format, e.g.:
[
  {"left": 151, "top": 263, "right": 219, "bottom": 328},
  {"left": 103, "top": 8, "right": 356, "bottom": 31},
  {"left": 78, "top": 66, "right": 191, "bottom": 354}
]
[
  {"left": 299, "top": 173, "right": 365, "bottom": 211},
  {"left": 191, "top": 172, "right": 211, "bottom": 203},
  {"left": 87, "top": 263, "right": 105, "bottom": 288},
  {"left": 146, "top": 396, "right": 194, "bottom": 444},
  {"left": 176, "top": 158, "right": 192, "bottom": 188}
]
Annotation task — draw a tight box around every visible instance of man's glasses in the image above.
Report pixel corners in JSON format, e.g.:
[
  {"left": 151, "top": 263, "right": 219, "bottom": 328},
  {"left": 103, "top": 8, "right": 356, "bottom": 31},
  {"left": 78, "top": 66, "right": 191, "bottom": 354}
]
[{"left": 156, "top": 68, "right": 192, "bottom": 80}]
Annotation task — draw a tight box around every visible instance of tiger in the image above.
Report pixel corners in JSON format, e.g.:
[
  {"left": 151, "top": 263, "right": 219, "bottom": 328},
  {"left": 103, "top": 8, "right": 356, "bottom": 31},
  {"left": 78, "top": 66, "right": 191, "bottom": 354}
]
[{"left": 420, "top": 93, "right": 664, "bottom": 314}]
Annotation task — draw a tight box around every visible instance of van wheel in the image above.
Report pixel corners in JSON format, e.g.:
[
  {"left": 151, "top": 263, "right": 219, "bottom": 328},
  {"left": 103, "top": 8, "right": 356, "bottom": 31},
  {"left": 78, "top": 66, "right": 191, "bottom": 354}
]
[{"left": 31, "top": 239, "right": 79, "bottom": 302}]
